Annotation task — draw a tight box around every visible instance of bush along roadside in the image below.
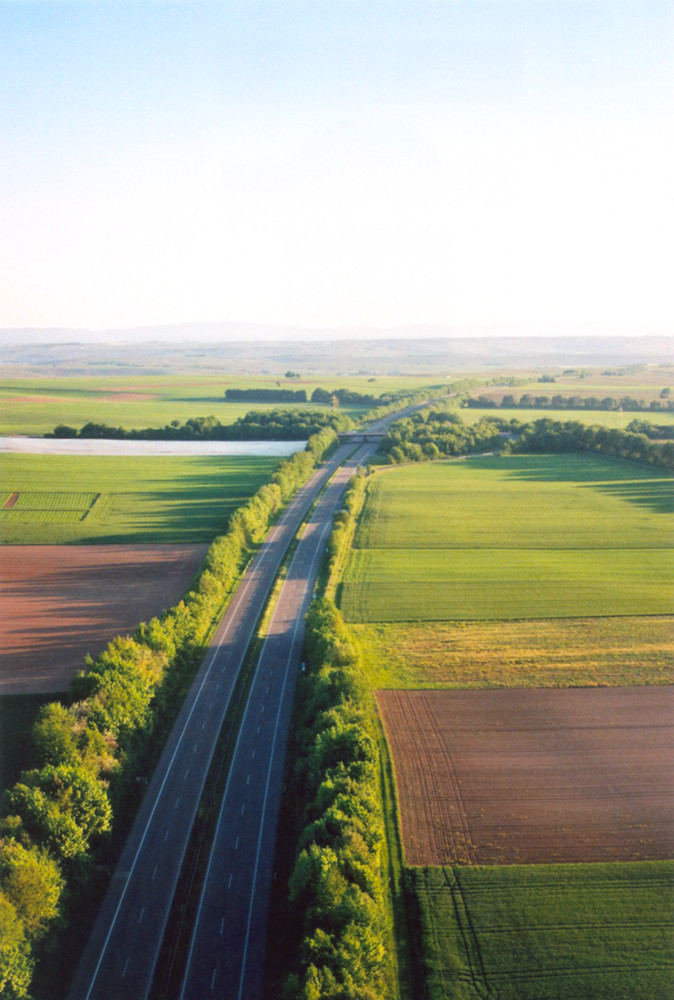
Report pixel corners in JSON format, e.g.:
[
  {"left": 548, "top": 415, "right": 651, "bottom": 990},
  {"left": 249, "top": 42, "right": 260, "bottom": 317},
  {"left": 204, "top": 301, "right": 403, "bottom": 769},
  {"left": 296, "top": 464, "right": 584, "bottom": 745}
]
[
  {"left": 279, "top": 598, "right": 393, "bottom": 1000},
  {"left": 0, "top": 428, "right": 338, "bottom": 1000}
]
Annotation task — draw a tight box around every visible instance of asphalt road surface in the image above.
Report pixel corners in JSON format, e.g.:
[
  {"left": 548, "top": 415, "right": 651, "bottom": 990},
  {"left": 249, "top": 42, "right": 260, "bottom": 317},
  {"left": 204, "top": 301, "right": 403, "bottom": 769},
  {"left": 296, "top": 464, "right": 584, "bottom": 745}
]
[
  {"left": 66, "top": 443, "right": 356, "bottom": 1000},
  {"left": 178, "top": 442, "right": 376, "bottom": 1000}
]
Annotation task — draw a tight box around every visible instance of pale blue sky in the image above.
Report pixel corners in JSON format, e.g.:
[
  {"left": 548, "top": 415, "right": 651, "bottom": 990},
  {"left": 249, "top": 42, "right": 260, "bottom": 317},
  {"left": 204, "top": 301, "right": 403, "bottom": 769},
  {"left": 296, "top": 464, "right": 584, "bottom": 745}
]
[{"left": 1, "top": 0, "right": 672, "bottom": 331}]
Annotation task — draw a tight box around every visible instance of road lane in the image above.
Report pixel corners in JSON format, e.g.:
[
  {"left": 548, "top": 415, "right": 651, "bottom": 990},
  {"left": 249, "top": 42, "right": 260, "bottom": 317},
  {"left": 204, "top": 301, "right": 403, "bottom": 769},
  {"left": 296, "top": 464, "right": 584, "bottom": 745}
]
[
  {"left": 66, "top": 444, "right": 355, "bottom": 1000},
  {"left": 178, "top": 444, "right": 376, "bottom": 1000}
]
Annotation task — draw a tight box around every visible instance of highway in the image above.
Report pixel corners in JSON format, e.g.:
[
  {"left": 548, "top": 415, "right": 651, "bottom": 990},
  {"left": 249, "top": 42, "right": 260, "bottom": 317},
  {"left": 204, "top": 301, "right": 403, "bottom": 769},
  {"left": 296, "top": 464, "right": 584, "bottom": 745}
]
[
  {"left": 178, "top": 442, "right": 376, "bottom": 1000},
  {"left": 66, "top": 442, "right": 357, "bottom": 1000},
  {"left": 67, "top": 403, "right": 422, "bottom": 1000}
]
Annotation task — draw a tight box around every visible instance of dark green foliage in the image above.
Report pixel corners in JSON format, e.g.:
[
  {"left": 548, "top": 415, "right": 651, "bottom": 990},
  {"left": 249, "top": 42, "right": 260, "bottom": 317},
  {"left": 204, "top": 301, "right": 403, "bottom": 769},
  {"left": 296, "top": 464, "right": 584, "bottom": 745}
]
[
  {"left": 511, "top": 417, "right": 674, "bottom": 470},
  {"left": 225, "top": 387, "right": 307, "bottom": 402},
  {"left": 5, "top": 765, "right": 112, "bottom": 861},
  {"left": 381, "top": 407, "right": 502, "bottom": 463},
  {"left": 283, "top": 599, "right": 392, "bottom": 999}
]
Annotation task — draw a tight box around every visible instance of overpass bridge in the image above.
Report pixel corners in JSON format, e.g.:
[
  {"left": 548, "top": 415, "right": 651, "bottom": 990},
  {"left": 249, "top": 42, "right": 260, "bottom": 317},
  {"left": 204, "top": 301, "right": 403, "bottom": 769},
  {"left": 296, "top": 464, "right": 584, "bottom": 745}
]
[{"left": 339, "top": 430, "right": 387, "bottom": 443}]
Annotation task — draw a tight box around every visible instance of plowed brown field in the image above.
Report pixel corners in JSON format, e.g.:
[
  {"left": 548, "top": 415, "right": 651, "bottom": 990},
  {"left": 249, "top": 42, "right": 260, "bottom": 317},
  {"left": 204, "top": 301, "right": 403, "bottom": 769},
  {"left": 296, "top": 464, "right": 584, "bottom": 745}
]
[
  {"left": 377, "top": 686, "right": 674, "bottom": 866},
  {"left": 0, "top": 544, "right": 208, "bottom": 693}
]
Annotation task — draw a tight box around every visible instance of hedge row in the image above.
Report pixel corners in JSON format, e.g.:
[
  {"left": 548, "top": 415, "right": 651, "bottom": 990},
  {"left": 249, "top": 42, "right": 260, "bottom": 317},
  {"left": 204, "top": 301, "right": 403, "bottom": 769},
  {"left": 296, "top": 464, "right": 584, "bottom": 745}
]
[
  {"left": 51, "top": 409, "right": 352, "bottom": 441},
  {"left": 282, "top": 598, "right": 392, "bottom": 1000},
  {"left": 464, "top": 392, "right": 674, "bottom": 412},
  {"left": 0, "top": 429, "right": 338, "bottom": 1000}
]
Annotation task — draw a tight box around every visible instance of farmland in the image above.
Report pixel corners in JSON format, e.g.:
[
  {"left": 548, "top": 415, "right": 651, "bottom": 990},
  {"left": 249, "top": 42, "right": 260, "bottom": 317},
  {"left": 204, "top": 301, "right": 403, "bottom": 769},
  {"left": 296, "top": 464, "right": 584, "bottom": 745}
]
[
  {"left": 354, "top": 616, "right": 674, "bottom": 688},
  {"left": 0, "top": 452, "right": 279, "bottom": 544},
  {"left": 340, "top": 454, "right": 674, "bottom": 623},
  {"left": 0, "top": 544, "right": 209, "bottom": 694},
  {"left": 377, "top": 687, "right": 674, "bottom": 865},
  {"left": 409, "top": 862, "right": 674, "bottom": 1000},
  {"left": 332, "top": 445, "right": 674, "bottom": 999},
  {"left": 0, "top": 373, "right": 439, "bottom": 435}
]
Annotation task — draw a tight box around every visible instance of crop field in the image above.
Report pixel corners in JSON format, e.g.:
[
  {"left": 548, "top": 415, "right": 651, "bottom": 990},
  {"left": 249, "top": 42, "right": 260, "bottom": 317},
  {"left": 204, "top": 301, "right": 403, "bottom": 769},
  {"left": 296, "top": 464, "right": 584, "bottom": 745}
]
[
  {"left": 340, "top": 454, "right": 673, "bottom": 622},
  {"left": 377, "top": 687, "right": 674, "bottom": 866},
  {"left": 354, "top": 616, "right": 674, "bottom": 688},
  {"left": 0, "top": 544, "right": 209, "bottom": 693},
  {"left": 460, "top": 406, "right": 674, "bottom": 429},
  {"left": 0, "top": 452, "right": 279, "bottom": 544},
  {"left": 0, "top": 373, "right": 437, "bottom": 435},
  {"left": 409, "top": 862, "right": 674, "bottom": 1000}
]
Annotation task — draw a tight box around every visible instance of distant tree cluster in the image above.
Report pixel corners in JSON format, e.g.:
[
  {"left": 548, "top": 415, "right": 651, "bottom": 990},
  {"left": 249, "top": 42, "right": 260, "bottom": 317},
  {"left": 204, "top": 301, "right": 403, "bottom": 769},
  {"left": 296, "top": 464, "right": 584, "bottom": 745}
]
[
  {"left": 505, "top": 417, "right": 674, "bottom": 470},
  {"left": 0, "top": 428, "right": 339, "bottom": 999},
  {"left": 380, "top": 407, "right": 503, "bottom": 463},
  {"left": 225, "top": 387, "right": 307, "bottom": 402},
  {"left": 52, "top": 409, "right": 353, "bottom": 442},
  {"left": 380, "top": 410, "right": 674, "bottom": 472},
  {"left": 464, "top": 393, "right": 674, "bottom": 413}
]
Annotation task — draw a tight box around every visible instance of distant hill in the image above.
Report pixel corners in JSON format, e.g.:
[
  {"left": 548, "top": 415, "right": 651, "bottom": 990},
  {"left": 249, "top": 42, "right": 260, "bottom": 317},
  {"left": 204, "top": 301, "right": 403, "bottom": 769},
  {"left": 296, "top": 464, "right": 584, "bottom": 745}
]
[{"left": 0, "top": 323, "right": 671, "bottom": 375}]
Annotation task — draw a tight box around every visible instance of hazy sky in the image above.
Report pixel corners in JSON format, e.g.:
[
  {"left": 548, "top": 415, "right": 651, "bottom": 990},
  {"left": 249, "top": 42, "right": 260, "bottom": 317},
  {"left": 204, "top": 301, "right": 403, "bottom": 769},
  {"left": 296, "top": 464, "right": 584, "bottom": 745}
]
[{"left": 1, "top": 0, "right": 672, "bottom": 332}]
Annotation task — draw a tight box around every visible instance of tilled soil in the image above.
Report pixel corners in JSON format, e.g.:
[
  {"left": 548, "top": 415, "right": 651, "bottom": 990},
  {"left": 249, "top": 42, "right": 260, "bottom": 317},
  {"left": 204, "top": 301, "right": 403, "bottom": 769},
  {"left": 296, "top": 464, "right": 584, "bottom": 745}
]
[
  {"left": 377, "top": 686, "right": 674, "bottom": 865},
  {"left": 0, "top": 544, "right": 208, "bottom": 693}
]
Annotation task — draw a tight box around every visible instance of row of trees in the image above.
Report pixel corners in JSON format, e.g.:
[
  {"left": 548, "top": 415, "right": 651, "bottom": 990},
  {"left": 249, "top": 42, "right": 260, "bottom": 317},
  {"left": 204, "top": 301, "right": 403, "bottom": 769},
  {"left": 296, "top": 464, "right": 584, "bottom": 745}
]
[
  {"left": 51, "top": 409, "right": 352, "bottom": 442},
  {"left": 225, "top": 388, "right": 308, "bottom": 402},
  {"left": 0, "top": 429, "right": 340, "bottom": 999},
  {"left": 464, "top": 392, "right": 674, "bottom": 412},
  {"left": 281, "top": 598, "right": 391, "bottom": 1000}
]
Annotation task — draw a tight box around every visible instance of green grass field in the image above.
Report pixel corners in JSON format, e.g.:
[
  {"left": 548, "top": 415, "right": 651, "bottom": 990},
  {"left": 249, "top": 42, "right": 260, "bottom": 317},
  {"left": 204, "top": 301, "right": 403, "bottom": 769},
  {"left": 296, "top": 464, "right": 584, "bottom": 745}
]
[
  {"left": 0, "top": 373, "right": 441, "bottom": 435},
  {"left": 0, "top": 452, "right": 279, "bottom": 543},
  {"left": 409, "top": 862, "right": 674, "bottom": 1000},
  {"left": 340, "top": 454, "right": 673, "bottom": 622}
]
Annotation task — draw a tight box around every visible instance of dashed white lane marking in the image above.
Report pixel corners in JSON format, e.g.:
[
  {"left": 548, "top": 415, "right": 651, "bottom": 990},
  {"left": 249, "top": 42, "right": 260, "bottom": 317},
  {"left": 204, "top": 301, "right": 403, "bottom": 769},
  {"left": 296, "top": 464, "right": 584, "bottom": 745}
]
[
  {"left": 152, "top": 866, "right": 157, "bottom": 880},
  {"left": 138, "top": 907, "right": 145, "bottom": 925},
  {"left": 220, "top": 916, "right": 225, "bottom": 935},
  {"left": 211, "top": 968, "right": 217, "bottom": 990},
  {"left": 184, "top": 768, "right": 190, "bottom": 780},
  {"left": 123, "top": 958, "right": 130, "bottom": 978},
  {"left": 246, "top": 773, "right": 251, "bottom": 785},
  {"left": 251, "top": 748, "right": 256, "bottom": 758},
  {"left": 164, "top": 828, "right": 170, "bottom": 842},
  {"left": 201, "top": 720, "right": 206, "bottom": 730},
  {"left": 235, "top": 835, "right": 239, "bottom": 850},
  {"left": 241, "top": 803, "right": 245, "bottom": 816},
  {"left": 228, "top": 872, "right": 233, "bottom": 890},
  {"left": 175, "top": 797, "right": 180, "bottom": 810}
]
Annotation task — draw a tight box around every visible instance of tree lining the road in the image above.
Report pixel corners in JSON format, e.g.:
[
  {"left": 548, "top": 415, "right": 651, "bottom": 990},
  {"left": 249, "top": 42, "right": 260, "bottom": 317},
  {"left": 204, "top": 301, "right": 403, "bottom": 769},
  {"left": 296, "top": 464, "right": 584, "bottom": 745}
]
[
  {"left": 0, "top": 428, "right": 340, "bottom": 1000},
  {"left": 279, "top": 598, "right": 393, "bottom": 1000}
]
